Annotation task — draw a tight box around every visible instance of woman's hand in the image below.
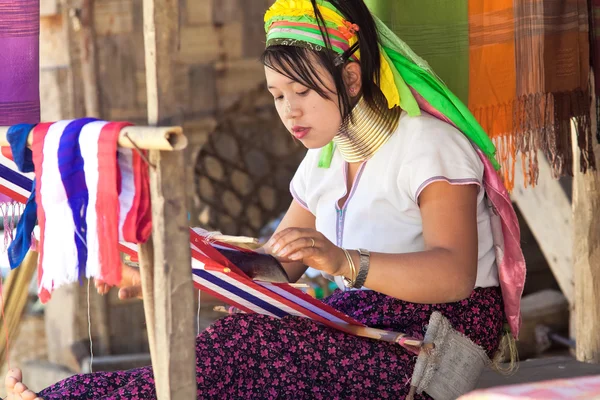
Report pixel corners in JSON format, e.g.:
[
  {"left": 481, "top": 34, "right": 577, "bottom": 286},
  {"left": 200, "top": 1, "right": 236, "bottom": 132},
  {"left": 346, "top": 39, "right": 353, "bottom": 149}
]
[
  {"left": 266, "top": 227, "right": 348, "bottom": 277},
  {"left": 95, "top": 262, "right": 143, "bottom": 300}
]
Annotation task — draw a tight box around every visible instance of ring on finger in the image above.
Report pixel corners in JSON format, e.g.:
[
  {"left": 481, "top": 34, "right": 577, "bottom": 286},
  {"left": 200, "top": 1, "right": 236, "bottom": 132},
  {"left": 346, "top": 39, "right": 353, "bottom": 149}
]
[{"left": 310, "top": 238, "right": 315, "bottom": 248}]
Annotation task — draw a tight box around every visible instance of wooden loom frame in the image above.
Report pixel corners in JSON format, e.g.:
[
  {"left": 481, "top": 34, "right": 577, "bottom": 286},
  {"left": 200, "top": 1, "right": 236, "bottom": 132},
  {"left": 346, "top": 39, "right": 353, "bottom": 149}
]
[{"left": 138, "top": 0, "right": 196, "bottom": 397}]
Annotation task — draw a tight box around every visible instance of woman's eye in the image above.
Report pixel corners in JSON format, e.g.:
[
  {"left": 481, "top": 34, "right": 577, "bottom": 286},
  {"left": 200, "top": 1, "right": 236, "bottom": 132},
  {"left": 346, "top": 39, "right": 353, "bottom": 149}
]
[
  {"left": 274, "top": 95, "right": 284, "bottom": 101},
  {"left": 297, "top": 90, "right": 310, "bottom": 96}
]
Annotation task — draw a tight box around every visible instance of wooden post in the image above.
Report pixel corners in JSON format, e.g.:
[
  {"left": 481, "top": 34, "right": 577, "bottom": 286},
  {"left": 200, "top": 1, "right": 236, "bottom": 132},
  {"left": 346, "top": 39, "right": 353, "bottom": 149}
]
[
  {"left": 573, "top": 109, "right": 600, "bottom": 363},
  {"left": 142, "top": 0, "right": 196, "bottom": 397},
  {"left": 77, "top": 0, "right": 102, "bottom": 118},
  {"left": 512, "top": 154, "right": 574, "bottom": 303}
]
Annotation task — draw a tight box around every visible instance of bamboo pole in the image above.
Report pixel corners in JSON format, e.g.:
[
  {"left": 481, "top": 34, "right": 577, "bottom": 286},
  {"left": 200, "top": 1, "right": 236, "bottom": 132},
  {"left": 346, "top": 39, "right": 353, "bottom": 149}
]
[
  {"left": 0, "top": 251, "right": 39, "bottom": 368},
  {"left": 0, "top": 125, "right": 187, "bottom": 151}
]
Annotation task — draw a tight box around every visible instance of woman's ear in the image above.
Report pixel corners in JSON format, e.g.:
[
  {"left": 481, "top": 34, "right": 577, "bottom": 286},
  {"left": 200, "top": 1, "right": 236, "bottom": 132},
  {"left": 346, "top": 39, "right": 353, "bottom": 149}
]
[{"left": 343, "top": 62, "right": 362, "bottom": 97}]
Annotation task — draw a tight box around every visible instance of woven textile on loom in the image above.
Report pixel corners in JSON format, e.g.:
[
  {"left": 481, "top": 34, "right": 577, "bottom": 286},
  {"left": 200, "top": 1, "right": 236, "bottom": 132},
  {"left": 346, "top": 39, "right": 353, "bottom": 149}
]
[{"left": 366, "top": 0, "right": 594, "bottom": 189}]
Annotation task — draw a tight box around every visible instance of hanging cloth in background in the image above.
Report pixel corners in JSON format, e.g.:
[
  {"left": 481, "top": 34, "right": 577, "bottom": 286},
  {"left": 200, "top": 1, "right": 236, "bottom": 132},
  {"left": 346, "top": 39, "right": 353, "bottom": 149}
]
[
  {"left": 0, "top": 0, "right": 40, "bottom": 253},
  {"left": 367, "top": 0, "right": 594, "bottom": 189}
]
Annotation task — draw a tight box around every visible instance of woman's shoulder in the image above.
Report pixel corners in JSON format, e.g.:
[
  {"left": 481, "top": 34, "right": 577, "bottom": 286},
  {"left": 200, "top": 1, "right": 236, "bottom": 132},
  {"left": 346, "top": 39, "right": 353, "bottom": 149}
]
[
  {"left": 385, "top": 111, "right": 483, "bottom": 170},
  {"left": 394, "top": 110, "right": 476, "bottom": 150}
]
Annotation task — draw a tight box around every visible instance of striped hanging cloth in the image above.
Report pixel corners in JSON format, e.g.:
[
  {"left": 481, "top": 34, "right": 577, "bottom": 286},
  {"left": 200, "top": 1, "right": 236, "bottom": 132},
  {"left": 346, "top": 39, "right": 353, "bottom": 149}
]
[
  {"left": 31, "top": 119, "right": 152, "bottom": 303},
  {"left": 366, "top": 0, "right": 594, "bottom": 190}
]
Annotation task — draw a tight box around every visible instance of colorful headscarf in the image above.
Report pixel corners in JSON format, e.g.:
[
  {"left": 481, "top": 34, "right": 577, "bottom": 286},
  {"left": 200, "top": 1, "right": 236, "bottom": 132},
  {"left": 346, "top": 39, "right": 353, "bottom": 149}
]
[{"left": 264, "top": 0, "right": 499, "bottom": 170}]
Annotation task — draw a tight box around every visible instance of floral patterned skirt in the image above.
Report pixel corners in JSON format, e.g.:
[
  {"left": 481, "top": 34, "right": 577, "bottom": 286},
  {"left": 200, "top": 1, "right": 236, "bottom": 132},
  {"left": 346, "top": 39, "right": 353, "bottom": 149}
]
[{"left": 38, "top": 287, "right": 504, "bottom": 399}]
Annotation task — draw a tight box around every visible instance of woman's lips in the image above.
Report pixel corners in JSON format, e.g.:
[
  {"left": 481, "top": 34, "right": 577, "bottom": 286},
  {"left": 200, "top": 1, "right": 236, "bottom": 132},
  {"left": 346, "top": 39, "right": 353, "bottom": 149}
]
[{"left": 291, "top": 127, "right": 310, "bottom": 139}]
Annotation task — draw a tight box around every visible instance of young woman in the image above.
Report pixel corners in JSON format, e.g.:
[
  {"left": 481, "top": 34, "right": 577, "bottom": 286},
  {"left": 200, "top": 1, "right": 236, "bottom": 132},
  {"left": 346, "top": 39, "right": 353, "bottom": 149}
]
[{"left": 5, "top": 0, "right": 524, "bottom": 398}]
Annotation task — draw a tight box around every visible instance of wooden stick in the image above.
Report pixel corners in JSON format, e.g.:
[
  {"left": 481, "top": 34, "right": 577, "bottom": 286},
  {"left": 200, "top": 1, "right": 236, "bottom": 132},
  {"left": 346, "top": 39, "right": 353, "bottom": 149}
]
[
  {"left": 210, "top": 234, "right": 260, "bottom": 245},
  {"left": 0, "top": 250, "right": 39, "bottom": 368},
  {"left": 138, "top": 238, "right": 157, "bottom": 375},
  {"left": 142, "top": 0, "right": 196, "bottom": 397},
  {"left": 0, "top": 125, "right": 187, "bottom": 151}
]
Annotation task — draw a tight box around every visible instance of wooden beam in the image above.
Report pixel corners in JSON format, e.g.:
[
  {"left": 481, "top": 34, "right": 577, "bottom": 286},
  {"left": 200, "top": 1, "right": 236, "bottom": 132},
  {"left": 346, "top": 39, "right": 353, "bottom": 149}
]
[
  {"left": 512, "top": 154, "right": 574, "bottom": 303},
  {"left": 573, "top": 107, "right": 600, "bottom": 363},
  {"left": 142, "top": 0, "right": 196, "bottom": 398},
  {"left": 77, "top": 0, "right": 102, "bottom": 118}
]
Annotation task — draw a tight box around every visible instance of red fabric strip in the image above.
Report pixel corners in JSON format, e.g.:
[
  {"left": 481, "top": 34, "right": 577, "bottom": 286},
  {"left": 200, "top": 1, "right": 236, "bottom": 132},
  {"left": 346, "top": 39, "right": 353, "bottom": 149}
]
[{"left": 31, "top": 122, "right": 53, "bottom": 303}]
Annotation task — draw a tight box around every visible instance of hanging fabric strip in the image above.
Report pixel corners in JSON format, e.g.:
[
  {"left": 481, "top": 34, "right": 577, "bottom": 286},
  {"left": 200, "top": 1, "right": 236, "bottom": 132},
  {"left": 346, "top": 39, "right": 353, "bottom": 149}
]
[
  {"left": 31, "top": 122, "right": 53, "bottom": 303},
  {"left": 59, "top": 118, "right": 98, "bottom": 282},
  {"left": 0, "top": 0, "right": 40, "bottom": 126},
  {"left": 38, "top": 120, "right": 80, "bottom": 294},
  {"left": 81, "top": 121, "right": 129, "bottom": 286},
  {"left": 117, "top": 134, "right": 152, "bottom": 244},
  {"left": 6, "top": 123, "right": 37, "bottom": 270},
  {"left": 79, "top": 121, "right": 109, "bottom": 281}
]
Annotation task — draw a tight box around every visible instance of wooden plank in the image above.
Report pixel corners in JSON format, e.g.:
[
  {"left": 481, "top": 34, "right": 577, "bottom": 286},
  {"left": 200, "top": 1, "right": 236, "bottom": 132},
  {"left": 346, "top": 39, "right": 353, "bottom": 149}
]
[
  {"left": 573, "top": 106, "right": 600, "bottom": 363},
  {"left": 94, "top": 0, "right": 134, "bottom": 36},
  {"left": 41, "top": 0, "right": 60, "bottom": 17},
  {"left": 142, "top": 0, "right": 196, "bottom": 398},
  {"left": 40, "top": 15, "right": 69, "bottom": 68},
  {"left": 477, "top": 356, "right": 600, "bottom": 389},
  {"left": 78, "top": 0, "right": 102, "bottom": 118},
  {"left": 511, "top": 153, "right": 573, "bottom": 303}
]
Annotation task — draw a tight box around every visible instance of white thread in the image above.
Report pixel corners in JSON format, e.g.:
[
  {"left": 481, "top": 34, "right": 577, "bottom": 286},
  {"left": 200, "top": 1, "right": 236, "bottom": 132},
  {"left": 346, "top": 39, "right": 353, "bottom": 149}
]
[{"left": 87, "top": 279, "right": 94, "bottom": 373}]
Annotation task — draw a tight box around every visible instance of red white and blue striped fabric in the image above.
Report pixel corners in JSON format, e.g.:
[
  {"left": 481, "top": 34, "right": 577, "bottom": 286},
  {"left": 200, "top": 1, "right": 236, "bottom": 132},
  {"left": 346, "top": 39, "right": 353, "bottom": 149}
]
[
  {"left": 28, "top": 119, "right": 152, "bottom": 302},
  {"left": 0, "top": 149, "right": 33, "bottom": 204},
  {"left": 123, "top": 228, "right": 364, "bottom": 332},
  {"left": 187, "top": 229, "right": 364, "bottom": 333}
]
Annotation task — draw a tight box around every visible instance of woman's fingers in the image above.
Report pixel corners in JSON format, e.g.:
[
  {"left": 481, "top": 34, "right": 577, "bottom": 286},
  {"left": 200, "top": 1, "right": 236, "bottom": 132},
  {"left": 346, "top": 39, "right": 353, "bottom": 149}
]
[
  {"left": 287, "top": 246, "right": 319, "bottom": 261},
  {"left": 118, "top": 285, "right": 143, "bottom": 300},
  {"left": 94, "top": 280, "right": 110, "bottom": 295},
  {"left": 268, "top": 228, "right": 313, "bottom": 256},
  {"left": 277, "top": 236, "right": 319, "bottom": 259}
]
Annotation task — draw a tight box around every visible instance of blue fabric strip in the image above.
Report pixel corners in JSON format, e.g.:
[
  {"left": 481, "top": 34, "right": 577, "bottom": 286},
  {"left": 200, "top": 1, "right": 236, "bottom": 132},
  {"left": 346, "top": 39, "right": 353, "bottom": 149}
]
[
  {"left": 0, "top": 164, "right": 32, "bottom": 191},
  {"left": 7, "top": 183, "right": 36, "bottom": 270},
  {"left": 193, "top": 269, "right": 289, "bottom": 318},
  {"left": 58, "top": 117, "right": 97, "bottom": 281},
  {"left": 7, "top": 123, "right": 35, "bottom": 172},
  {"left": 6, "top": 123, "right": 37, "bottom": 269}
]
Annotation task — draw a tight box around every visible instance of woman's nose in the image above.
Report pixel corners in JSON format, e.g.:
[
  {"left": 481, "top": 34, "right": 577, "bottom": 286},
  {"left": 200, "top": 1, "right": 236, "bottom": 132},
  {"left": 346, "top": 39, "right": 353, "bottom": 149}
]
[{"left": 284, "top": 100, "right": 301, "bottom": 118}]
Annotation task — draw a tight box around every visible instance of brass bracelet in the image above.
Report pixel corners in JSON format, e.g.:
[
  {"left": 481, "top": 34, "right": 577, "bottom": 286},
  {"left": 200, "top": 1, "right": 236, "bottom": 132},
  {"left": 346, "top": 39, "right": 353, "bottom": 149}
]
[{"left": 342, "top": 248, "right": 357, "bottom": 288}]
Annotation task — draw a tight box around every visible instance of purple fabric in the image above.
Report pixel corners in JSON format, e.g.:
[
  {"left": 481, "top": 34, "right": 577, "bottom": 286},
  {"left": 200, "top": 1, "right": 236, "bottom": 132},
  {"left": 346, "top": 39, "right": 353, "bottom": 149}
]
[
  {"left": 0, "top": 0, "right": 40, "bottom": 125},
  {"left": 37, "top": 287, "right": 504, "bottom": 399}
]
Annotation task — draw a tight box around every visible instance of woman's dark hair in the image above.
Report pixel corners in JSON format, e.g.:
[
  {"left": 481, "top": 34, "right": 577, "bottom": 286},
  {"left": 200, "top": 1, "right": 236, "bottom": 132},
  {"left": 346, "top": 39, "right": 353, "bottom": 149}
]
[{"left": 260, "top": 0, "right": 385, "bottom": 121}]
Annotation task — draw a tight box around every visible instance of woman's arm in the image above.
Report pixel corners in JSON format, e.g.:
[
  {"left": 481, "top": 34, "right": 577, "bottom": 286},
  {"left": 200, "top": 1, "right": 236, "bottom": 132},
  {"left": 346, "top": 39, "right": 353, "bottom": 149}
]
[
  {"left": 263, "top": 200, "right": 316, "bottom": 283},
  {"left": 353, "top": 182, "right": 479, "bottom": 303},
  {"left": 271, "top": 181, "right": 479, "bottom": 303}
]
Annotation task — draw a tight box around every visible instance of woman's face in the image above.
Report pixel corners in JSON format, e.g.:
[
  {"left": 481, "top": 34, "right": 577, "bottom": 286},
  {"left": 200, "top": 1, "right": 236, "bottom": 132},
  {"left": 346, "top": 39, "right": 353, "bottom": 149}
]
[{"left": 265, "top": 63, "right": 342, "bottom": 149}]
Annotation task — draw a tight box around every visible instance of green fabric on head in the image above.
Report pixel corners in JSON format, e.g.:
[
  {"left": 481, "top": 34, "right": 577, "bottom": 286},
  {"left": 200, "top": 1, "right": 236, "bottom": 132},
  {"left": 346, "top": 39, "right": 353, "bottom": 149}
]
[
  {"left": 265, "top": 14, "right": 339, "bottom": 32},
  {"left": 380, "top": 48, "right": 420, "bottom": 117},
  {"left": 383, "top": 46, "right": 498, "bottom": 168},
  {"left": 318, "top": 142, "right": 335, "bottom": 168}
]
